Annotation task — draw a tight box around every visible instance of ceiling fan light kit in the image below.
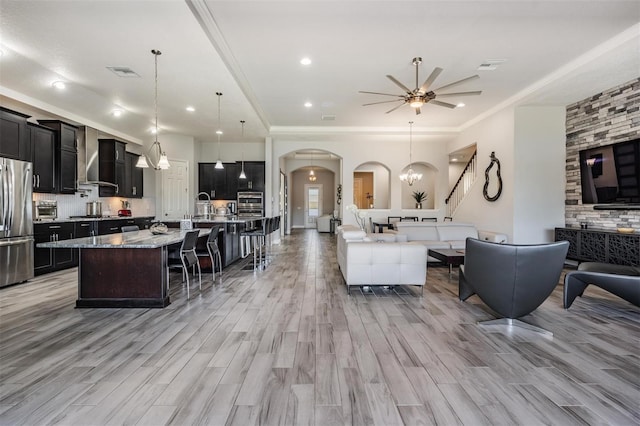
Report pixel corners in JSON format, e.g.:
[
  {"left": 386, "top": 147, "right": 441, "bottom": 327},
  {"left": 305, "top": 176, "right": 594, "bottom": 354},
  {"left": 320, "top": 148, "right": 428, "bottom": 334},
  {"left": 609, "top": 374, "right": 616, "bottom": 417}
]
[{"left": 360, "top": 56, "right": 482, "bottom": 115}]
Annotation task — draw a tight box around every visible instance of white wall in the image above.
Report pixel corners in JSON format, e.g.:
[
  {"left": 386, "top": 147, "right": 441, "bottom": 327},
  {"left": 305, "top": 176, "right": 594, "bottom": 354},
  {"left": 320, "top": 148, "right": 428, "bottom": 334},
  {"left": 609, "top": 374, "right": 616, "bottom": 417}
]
[
  {"left": 272, "top": 135, "right": 452, "bottom": 229},
  {"left": 513, "top": 106, "right": 566, "bottom": 243},
  {"left": 448, "top": 105, "right": 566, "bottom": 243},
  {"left": 199, "top": 141, "right": 265, "bottom": 162}
]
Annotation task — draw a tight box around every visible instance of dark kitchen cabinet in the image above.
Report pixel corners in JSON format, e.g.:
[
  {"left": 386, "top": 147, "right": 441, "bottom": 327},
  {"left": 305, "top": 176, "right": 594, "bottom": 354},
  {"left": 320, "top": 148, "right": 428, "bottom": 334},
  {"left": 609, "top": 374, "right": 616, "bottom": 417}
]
[
  {"left": 34, "top": 222, "right": 75, "bottom": 275},
  {"left": 237, "top": 161, "right": 265, "bottom": 192},
  {"left": 96, "top": 219, "right": 123, "bottom": 235},
  {"left": 98, "top": 139, "right": 126, "bottom": 197},
  {"left": 0, "top": 107, "right": 30, "bottom": 161},
  {"left": 199, "top": 163, "right": 229, "bottom": 200},
  {"left": 222, "top": 222, "right": 241, "bottom": 266},
  {"left": 124, "top": 152, "right": 143, "bottom": 198},
  {"left": 28, "top": 123, "right": 56, "bottom": 193},
  {"left": 38, "top": 120, "right": 78, "bottom": 194}
]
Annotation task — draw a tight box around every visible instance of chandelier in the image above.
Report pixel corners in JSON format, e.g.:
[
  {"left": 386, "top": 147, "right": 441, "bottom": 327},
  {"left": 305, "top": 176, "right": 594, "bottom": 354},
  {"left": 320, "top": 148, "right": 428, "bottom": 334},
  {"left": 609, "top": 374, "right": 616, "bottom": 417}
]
[
  {"left": 399, "top": 121, "right": 422, "bottom": 186},
  {"left": 136, "top": 49, "right": 170, "bottom": 170}
]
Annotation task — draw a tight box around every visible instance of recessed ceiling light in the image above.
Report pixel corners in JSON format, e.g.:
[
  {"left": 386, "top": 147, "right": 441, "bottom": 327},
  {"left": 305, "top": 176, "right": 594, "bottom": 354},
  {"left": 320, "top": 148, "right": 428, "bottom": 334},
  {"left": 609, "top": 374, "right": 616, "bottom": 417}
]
[
  {"left": 150, "top": 127, "right": 158, "bottom": 134},
  {"left": 304, "top": 102, "right": 313, "bottom": 108},
  {"left": 112, "top": 108, "right": 124, "bottom": 117},
  {"left": 186, "top": 106, "right": 195, "bottom": 112},
  {"left": 216, "top": 129, "right": 223, "bottom": 135},
  {"left": 52, "top": 81, "right": 66, "bottom": 90},
  {"left": 451, "top": 158, "right": 458, "bottom": 162},
  {"left": 456, "top": 102, "right": 466, "bottom": 108},
  {"left": 300, "top": 57, "right": 312, "bottom": 65}
]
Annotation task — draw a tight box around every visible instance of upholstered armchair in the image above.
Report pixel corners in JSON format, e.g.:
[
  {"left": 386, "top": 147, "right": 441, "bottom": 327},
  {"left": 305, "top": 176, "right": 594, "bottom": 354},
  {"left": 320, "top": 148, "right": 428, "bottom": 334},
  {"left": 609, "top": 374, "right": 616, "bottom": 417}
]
[
  {"left": 564, "top": 262, "right": 640, "bottom": 308},
  {"left": 459, "top": 238, "right": 569, "bottom": 335}
]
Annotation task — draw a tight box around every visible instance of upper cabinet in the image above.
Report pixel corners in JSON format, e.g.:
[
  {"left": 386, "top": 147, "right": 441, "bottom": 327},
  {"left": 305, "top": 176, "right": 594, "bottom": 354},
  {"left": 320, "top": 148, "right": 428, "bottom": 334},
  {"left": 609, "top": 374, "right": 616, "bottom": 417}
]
[
  {"left": 0, "top": 107, "right": 30, "bottom": 161},
  {"left": 124, "top": 152, "right": 143, "bottom": 198},
  {"left": 98, "top": 139, "right": 126, "bottom": 197},
  {"left": 199, "top": 161, "right": 265, "bottom": 200},
  {"left": 237, "top": 161, "right": 265, "bottom": 192},
  {"left": 38, "top": 120, "right": 78, "bottom": 194},
  {"left": 28, "top": 123, "right": 56, "bottom": 193}
]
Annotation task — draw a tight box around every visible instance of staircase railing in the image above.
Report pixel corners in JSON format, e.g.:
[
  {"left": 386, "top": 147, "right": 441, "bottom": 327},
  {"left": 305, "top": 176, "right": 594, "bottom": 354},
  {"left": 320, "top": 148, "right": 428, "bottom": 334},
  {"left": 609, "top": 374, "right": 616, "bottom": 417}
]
[{"left": 445, "top": 150, "right": 478, "bottom": 217}]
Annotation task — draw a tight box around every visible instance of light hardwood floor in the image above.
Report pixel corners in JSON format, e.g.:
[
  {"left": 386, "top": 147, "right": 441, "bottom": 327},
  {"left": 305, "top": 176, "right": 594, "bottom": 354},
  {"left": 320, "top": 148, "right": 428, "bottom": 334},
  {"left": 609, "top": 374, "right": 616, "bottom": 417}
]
[{"left": 1, "top": 230, "right": 638, "bottom": 425}]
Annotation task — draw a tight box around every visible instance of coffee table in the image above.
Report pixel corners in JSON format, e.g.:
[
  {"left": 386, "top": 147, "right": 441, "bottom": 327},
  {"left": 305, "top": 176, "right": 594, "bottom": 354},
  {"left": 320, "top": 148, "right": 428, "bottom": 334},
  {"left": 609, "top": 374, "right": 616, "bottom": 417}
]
[{"left": 428, "top": 248, "right": 465, "bottom": 275}]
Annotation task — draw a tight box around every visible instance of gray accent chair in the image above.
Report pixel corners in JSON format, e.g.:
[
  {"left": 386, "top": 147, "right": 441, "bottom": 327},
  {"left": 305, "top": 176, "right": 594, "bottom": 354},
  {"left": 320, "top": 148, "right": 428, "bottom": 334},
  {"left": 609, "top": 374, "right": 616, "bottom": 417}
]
[
  {"left": 564, "top": 262, "right": 640, "bottom": 308},
  {"left": 459, "top": 238, "right": 569, "bottom": 335}
]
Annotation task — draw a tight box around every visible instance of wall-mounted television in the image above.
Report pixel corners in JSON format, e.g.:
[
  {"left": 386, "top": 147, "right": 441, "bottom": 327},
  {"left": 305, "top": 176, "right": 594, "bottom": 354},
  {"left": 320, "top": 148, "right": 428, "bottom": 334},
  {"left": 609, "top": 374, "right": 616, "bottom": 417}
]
[{"left": 579, "top": 138, "right": 640, "bottom": 209}]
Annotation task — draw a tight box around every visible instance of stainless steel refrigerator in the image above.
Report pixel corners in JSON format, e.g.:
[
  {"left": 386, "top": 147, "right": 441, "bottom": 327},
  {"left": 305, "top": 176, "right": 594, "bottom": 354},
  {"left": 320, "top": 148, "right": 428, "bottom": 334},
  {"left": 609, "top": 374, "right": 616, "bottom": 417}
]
[{"left": 0, "top": 157, "right": 34, "bottom": 287}]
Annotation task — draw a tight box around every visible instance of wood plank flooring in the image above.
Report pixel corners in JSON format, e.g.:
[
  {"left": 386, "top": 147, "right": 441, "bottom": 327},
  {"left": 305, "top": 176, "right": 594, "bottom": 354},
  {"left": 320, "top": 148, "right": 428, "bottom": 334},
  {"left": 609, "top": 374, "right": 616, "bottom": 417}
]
[{"left": 1, "top": 229, "right": 639, "bottom": 425}]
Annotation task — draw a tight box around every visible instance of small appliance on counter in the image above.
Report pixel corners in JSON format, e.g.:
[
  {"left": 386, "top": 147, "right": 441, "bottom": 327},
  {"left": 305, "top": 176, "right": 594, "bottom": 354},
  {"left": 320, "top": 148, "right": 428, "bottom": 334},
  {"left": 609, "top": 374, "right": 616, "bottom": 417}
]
[
  {"left": 33, "top": 200, "right": 58, "bottom": 221},
  {"left": 118, "top": 200, "right": 132, "bottom": 217}
]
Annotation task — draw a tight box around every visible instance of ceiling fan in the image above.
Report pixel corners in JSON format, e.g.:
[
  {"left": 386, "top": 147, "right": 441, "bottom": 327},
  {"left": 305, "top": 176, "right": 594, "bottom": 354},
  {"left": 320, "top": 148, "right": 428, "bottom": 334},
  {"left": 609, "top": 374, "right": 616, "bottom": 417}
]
[{"left": 360, "top": 57, "right": 482, "bottom": 115}]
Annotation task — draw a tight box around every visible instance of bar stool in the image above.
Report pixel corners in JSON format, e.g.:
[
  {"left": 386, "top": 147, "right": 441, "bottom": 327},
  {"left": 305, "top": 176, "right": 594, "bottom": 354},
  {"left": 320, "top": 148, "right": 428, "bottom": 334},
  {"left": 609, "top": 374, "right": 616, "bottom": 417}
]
[
  {"left": 196, "top": 225, "right": 223, "bottom": 282},
  {"left": 167, "top": 229, "right": 201, "bottom": 299},
  {"left": 240, "top": 217, "right": 268, "bottom": 271}
]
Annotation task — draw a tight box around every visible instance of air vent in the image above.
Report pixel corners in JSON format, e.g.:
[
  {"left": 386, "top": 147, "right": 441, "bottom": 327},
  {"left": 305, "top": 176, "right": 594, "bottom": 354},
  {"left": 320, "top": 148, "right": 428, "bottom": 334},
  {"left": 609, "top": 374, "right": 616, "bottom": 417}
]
[
  {"left": 477, "top": 59, "right": 507, "bottom": 71},
  {"left": 106, "top": 66, "right": 141, "bottom": 78},
  {"left": 321, "top": 114, "right": 336, "bottom": 121}
]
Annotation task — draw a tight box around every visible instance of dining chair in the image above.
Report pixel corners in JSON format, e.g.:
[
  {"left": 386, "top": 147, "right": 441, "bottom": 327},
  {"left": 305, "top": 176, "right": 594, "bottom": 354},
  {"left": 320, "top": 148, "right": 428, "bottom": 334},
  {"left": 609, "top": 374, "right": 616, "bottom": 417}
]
[{"left": 167, "top": 229, "right": 201, "bottom": 299}]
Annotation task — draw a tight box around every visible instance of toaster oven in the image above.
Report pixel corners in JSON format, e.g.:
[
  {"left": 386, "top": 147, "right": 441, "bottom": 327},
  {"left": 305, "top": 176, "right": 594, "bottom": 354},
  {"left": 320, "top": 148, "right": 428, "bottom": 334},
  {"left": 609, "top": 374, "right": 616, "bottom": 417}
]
[{"left": 33, "top": 200, "right": 58, "bottom": 220}]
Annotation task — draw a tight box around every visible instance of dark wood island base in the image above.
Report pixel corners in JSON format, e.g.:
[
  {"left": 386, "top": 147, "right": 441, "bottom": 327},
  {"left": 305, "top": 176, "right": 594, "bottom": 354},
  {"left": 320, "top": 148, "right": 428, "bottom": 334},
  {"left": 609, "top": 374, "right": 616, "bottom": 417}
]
[{"left": 76, "top": 247, "right": 171, "bottom": 308}]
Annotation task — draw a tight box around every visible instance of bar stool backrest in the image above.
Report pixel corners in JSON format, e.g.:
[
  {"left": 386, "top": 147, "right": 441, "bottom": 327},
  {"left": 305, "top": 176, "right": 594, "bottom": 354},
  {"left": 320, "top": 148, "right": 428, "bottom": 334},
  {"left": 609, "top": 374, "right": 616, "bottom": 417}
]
[{"left": 181, "top": 230, "right": 200, "bottom": 266}]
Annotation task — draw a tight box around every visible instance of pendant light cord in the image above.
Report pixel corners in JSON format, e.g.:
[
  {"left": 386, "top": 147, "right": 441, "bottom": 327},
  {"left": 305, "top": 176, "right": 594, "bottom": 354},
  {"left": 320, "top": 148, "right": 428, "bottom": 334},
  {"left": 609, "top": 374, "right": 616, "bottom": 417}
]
[
  {"left": 152, "top": 50, "right": 161, "bottom": 142},
  {"left": 408, "top": 121, "right": 414, "bottom": 168}
]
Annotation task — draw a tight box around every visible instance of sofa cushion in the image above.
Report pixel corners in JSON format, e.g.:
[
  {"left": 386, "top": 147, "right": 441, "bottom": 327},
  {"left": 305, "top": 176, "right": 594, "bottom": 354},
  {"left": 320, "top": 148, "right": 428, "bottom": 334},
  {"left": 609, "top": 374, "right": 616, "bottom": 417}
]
[
  {"left": 436, "top": 223, "right": 478, "bottom": 241},
  {"left": 394, "top": 222, "right": 439, "bottom": 241}
]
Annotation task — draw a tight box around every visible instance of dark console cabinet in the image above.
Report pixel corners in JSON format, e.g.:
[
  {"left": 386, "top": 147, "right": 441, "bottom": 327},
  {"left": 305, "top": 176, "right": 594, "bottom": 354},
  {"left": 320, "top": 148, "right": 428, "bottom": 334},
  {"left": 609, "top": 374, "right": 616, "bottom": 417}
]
[{"left": 555, "top": 227, "right": 639, "bottom": 266}]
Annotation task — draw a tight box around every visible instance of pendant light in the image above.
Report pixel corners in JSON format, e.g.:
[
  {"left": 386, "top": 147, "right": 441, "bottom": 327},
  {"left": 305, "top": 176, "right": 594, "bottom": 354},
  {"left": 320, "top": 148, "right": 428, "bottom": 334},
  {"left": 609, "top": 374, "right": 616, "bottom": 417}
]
[
  {"left": 136, "top": 49, "right": 170, "bottom": 170},
  {"left": 309, "top": 152, "right": 317, "bottom": 182},
  {"left": 215, "top": 92, "right": 224, "bottom": 169},
  {"left": 399, "top": 121, "right": 422, "bottom": 186},
  {"left": 239, "top": 120, "right": 247, "bottom": 179}
]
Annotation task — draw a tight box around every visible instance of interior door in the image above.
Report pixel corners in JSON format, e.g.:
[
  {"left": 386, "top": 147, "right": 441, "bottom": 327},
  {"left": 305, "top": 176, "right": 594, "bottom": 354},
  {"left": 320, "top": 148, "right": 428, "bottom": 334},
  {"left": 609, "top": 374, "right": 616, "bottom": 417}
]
[
  {"left": 162, "top": 159, "right": 189, "bottom": 220},
  {"left": 304, "top": 184, "right": 322, "bottom": 228}
]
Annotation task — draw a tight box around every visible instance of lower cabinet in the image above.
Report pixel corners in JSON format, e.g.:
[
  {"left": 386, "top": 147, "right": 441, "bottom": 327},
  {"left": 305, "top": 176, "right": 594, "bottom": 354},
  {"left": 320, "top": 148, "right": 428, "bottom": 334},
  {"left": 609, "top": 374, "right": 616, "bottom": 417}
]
[
  {"left": 223, "top": 223, "right": 241, "bottom": 266},
  {"left": 34, "top": 222, "right": 76, "bottom": 275}
]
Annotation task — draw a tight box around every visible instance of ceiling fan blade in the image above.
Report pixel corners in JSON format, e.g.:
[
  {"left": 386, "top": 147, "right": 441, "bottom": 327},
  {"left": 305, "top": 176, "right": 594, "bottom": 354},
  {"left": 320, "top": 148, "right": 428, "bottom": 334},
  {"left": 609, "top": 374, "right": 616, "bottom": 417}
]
[
  {"left": 433, "top": 74, "right": 480, "bottom": 92},
  {"left": 436, "top": 90, "right": 482, "bottom": 97},
  {"left": 386, "top": 75, "right": 412, "bottom": 94},
  {"left": 419, "top": 67, "right": 443, "bottom": 93},
  {"left": 430, "top": 99, "right": 457, "bottom": 109},
  {"left": 362, "top": 99, "right": 405, "bottom": 106},
  {"left": 359, "top": 90, "right": 404, "bottom": 97},
  {"left": 385, "top": 102, "right": 406, "bottom": 114}
]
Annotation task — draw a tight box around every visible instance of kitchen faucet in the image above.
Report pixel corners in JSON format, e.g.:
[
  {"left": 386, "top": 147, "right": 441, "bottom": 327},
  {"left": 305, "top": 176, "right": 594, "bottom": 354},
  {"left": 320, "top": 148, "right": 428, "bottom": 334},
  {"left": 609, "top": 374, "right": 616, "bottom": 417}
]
[{"left": 196, "top": 192, "right": 211, "bottom": 202}]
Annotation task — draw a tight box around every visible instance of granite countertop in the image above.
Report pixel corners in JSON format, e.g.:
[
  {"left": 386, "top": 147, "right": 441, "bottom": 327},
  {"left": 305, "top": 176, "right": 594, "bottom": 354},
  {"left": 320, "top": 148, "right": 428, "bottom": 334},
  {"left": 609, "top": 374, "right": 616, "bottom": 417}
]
[
  {"left": 34, "top": 215, "right": 155, "bottom": 224},
  {"left": 37, "top": 228, "right": 210, "bottom": 249}
]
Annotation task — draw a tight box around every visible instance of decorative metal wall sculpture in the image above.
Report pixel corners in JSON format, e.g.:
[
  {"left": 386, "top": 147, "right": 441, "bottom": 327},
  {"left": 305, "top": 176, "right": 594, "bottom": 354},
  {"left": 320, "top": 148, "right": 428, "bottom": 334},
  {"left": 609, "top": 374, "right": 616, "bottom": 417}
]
[{"left": 483, "top": 151, "right": 502, "bottom": 202}]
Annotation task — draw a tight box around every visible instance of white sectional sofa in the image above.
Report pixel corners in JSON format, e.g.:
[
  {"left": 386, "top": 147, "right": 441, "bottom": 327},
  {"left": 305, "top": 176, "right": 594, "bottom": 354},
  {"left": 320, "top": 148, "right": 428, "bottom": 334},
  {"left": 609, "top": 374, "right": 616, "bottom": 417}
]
[
  {"left": 336, "top": 225, "right": 427, "bottom": 294},
  {"left": 394, "top": 222, "right": 507, "bottom": 262}
]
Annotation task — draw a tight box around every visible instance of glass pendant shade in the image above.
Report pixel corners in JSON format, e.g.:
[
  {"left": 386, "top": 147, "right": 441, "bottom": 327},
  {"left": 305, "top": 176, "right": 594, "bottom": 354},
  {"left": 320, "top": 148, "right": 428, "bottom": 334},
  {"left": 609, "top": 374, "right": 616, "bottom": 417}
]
[
  {"left": 239, "top": 168, "right": 247, "bottom": 179},
  {"left": 136, "top": 155, "right": 149, "bottom": 168},
  {"left": 215, "top": 159, "right": 224, "bottom": 169}
]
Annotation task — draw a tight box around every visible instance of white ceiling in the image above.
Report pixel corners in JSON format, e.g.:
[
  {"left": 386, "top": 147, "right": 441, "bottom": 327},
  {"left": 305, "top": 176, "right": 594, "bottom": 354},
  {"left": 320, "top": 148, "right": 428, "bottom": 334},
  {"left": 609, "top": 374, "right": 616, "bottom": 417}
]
[{"left": 0, "top": 0, "right": 638, "bottom": 147}]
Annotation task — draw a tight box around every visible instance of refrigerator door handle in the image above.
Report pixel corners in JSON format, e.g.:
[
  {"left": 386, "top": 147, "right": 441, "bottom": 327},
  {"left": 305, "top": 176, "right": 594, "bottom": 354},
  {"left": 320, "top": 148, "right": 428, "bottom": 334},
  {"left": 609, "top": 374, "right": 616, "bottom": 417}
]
[{"left": 0, "top": 237, "right": 34, "bottom": 247}]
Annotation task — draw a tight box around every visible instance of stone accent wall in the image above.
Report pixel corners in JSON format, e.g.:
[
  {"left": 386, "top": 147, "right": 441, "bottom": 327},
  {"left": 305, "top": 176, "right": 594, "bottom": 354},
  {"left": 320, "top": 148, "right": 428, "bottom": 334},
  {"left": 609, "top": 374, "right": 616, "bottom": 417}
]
[{"left": 565, "top": 78, "right": 640, "bottom": 230}]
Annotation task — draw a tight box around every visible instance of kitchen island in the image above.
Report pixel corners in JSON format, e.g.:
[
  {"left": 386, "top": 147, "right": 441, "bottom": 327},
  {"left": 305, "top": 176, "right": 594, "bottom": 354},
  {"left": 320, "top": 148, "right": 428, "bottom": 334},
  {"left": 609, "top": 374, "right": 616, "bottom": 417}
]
[{"left": 38, "top": 228, "right": 210, "bottom": 308}]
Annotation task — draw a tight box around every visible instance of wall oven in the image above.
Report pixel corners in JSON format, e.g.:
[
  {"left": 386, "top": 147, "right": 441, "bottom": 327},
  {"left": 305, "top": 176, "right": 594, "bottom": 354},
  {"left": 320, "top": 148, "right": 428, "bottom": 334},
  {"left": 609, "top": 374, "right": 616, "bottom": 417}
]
[{"left": 237, "top": 192, "right": 264, "bottom": 218}]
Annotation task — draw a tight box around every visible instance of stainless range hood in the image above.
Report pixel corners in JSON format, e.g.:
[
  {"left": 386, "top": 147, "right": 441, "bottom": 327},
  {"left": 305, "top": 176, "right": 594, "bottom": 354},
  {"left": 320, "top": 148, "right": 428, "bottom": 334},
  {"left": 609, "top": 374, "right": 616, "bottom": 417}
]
[{"left": 77, "top": 126, "right": 118, "bottom": 188}]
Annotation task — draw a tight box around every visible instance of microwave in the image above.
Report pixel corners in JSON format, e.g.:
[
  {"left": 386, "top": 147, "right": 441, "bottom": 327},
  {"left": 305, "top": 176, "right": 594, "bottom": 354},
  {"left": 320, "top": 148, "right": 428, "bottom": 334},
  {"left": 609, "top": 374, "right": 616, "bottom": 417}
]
[{"left": 33, "top": 200, "right": 58, "bottom": 220}]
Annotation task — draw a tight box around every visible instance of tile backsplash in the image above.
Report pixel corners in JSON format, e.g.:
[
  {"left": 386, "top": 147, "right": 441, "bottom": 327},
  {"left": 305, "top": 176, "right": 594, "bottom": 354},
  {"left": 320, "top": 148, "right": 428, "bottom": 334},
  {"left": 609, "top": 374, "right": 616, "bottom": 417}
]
[{"left": 33, "top": 189, "right": 155, "bottom": 219}]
